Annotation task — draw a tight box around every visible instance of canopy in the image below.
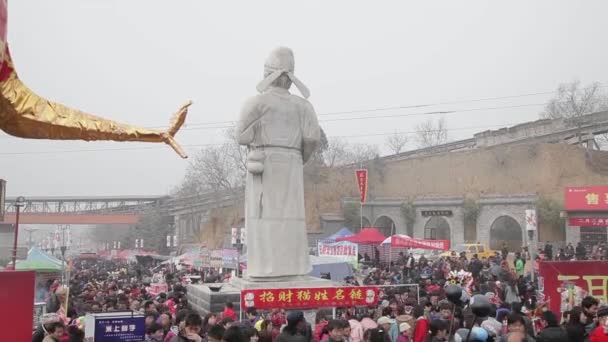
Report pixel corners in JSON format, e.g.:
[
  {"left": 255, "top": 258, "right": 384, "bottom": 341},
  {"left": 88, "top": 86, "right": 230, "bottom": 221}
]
[
  {"left": 336, "top": 227, "right": 386, "bottom": 245},
  {"left": 309, "top": 255, "right": 353, "bottom": 282},
  {"left": 15, "top": 259, "right": 62, "bottom": 272},
  {"left": 323, "top": 227, "right": 354, "bottom": 241},
  {"left": 27, "top": 248, "right": 62, "bottom": 266},
  {"left": 385, "top": 234, "right": 450, "bottom": 251},
  {"left": 14, "top": 248, "right": 62, "bottom": 272}
]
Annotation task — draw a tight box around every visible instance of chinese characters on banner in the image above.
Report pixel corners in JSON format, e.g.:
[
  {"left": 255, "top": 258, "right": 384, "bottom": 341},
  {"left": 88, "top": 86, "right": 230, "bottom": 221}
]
[
  {"left": 210, "top": 250, "right": 223, "bottom": 268},
  {"left": 390, "top": 235, "right": 450, "bottom": 251},
  {"left": 568, "top": 217, "right": 608, "bottom": 227},
  {"left": 241, "top": 287, "right": 379, "bottom": 310},
  {"left": 93, "top": 316, "right": 145, "bottom": 342},
  {"left": 565, "top": 186, "right": 608, "bottom": 211},
  {"left": 538, "top": 261, "right": 608, "bottom": 316},
  {"left": 525, "top": 210, "right": 537, "bottom": 231},
  {"left": 356, "top": 169, "right": 368, "bottom": 204},
  {"left": 317, "top": 241, "right": 358, "bottom": 264}
]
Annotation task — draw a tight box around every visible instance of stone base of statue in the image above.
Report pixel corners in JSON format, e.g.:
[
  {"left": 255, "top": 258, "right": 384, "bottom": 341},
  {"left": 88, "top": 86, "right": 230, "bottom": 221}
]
[
  {"left": 187, "top": 275, "right": 337, "bottom": 316},
  {"left": 187, "top": 282, "right": 242, "bottom": 316},
  {"left": 232, "top": 273, "right": 336, "bottom": 289}
]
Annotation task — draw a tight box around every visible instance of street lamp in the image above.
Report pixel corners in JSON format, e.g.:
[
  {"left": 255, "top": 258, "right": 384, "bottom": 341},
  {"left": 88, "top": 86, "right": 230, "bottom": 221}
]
[
  {"left": 59, "top": 225, "right": 70, "bottom": 283},
  {"left": 11, "top": 196, "right": 26, "bottom": 270}
]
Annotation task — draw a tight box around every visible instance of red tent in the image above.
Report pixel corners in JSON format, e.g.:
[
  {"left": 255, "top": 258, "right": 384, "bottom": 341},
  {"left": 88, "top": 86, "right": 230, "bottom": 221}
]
[{"left": 336, "top": 227, "right": 386, "bottom": 245}]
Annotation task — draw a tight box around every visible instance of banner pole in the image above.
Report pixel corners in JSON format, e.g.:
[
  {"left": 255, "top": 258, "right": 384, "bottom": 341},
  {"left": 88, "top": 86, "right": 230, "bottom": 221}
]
[{"left": 360, "top": 202, "right": 363, "bottom": 231}]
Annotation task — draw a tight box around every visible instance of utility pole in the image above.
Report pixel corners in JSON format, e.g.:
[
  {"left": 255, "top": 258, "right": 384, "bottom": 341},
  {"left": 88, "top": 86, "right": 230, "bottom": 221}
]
[{"left": 24, "top": 228, "right": 37, "bottom": 248}]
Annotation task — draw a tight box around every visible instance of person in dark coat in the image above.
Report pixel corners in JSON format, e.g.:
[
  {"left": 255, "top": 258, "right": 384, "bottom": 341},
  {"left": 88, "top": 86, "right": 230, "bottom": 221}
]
[
  {"left": 536, "top": 311, "right": 568, "bottom": 342},
  {"left": 468, "top": 254, "right": 483, "bottom": 280},
  {"left": 576, "top": 242, "right": 587, "bottom": 260},
  {"left": 276, "top": 311, "right": 311, "bottom": 342},
  {"left": 566, "top": 307, "right": 588, "bottom": 342}
]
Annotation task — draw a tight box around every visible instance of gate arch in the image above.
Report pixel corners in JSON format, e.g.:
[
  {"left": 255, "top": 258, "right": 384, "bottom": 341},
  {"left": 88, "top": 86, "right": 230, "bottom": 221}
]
[
  {"left": 374, "top": 216, "right": 395, "bottom": 237},
  {"left": 424, "top": 217, "right": 450, "bottom": 240},
  {"left": 361, "top": 216, "right": 372, "bottom": 228},
  {"left": 489, "top": 215, "right": 523, "bottom": 251}
]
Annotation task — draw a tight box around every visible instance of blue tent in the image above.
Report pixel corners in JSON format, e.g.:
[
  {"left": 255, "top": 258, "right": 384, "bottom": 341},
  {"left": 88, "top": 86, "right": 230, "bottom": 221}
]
[
  {"left": 309, "top": 255, "right": 353, "bottom": 282},
  {"left": 323, "top": 227, "right": 354, "bottom": 242}
]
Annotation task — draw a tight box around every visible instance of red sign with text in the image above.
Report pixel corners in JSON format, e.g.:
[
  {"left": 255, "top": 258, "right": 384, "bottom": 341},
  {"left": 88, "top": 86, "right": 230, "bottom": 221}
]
[
  {"left": 356, "top": 169, "right": 368, "bottom": 204},
  {"left": 565, "top": 186, "right": 608, "bottom": 211},
  {"left": 391, "top": 235, "right": 450, "bottom": 251},
  {"left": 568, "top": 217, "right": 608, "bottom": 227},
  {"left": 539, "top": 261, "right": 608, "bottom": 316},
  {"left": 241, "top": 286, "right": 379, "bottom": 310}
]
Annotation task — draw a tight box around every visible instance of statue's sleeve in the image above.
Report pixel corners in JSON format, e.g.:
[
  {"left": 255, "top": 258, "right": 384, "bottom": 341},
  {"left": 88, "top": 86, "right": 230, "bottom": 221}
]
[
  {"left": 236, "top": 97, "right": 259, "bottom": 146},
  {"left": 301, "top": 101, "right": 320, "bottom": 163}
]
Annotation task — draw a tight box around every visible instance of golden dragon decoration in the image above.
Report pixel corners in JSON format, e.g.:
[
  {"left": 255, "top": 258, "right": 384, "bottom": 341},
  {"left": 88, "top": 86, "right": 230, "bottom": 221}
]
[{"left": 0, "top": 1, "right": 190, "bottom": 158}]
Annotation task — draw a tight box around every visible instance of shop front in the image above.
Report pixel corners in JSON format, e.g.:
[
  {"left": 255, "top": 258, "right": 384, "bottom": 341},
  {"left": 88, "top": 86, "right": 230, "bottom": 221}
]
[{"left": 564, "top": 186, "right": 608, "bottom": 247}]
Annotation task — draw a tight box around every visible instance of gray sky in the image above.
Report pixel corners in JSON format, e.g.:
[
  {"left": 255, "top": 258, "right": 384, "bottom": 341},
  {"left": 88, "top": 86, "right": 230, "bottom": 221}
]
[{"left": 2, "top": 0, "right": 608, "bottom": 197}]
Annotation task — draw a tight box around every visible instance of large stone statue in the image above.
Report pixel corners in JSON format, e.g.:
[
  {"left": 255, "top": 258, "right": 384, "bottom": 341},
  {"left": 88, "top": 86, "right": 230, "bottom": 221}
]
[{"left": 237, "top": 47, "right": 320, "bottom": 280}]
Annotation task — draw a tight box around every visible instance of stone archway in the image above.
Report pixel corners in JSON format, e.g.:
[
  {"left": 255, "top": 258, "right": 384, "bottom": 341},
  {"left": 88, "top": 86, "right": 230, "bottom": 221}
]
[
  {"left": 361, "top": 217, "right": 372, "bottom": 228},
  {"left": 374, "top": 216, "right": 396, "bottom": 237},
  {"left": 424, "top": 217, "right": 451, "bottom": 240},
  {"left": 490, "top": 216, "right": 523, "bottom": 251}
]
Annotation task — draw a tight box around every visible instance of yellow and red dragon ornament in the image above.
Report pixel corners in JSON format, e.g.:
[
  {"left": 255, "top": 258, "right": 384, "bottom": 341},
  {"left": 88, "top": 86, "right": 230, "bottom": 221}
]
[{"left": 0, "top": 1, "right": 191, "bottom": 158}]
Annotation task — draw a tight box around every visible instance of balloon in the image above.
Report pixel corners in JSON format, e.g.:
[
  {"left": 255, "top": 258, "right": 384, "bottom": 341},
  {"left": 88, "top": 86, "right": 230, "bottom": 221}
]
[{"left": 471, "top": 327, "right": 488, "bottom": 341}]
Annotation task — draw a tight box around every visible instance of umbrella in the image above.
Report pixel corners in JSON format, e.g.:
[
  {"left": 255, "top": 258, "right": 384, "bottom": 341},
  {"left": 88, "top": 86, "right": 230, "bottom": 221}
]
[{"left": 381, "top": 234, "right": 411, "bottom": 245}]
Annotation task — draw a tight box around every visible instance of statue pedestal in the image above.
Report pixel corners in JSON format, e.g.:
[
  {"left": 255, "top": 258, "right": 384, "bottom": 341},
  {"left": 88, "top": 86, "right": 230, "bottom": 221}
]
[
  {"left": 187, "top": 276, "right": 337, "bottom": 316},
  {"left": 231, "top": 274, "right": 336, "bottom": 289}
]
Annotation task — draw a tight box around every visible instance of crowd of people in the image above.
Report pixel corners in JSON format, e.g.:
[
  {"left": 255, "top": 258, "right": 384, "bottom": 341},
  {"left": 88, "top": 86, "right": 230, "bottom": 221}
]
[{"left": 31, "top": 241, "right": 608, "bottom": 342}]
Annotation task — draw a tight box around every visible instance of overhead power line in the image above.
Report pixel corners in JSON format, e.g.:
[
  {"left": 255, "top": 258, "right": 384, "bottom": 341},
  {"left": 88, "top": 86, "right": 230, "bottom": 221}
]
[
  {"left": 164, "top": 103, "right": 546, "bottom": 132},
  {"left": 168, "top": 89, "right": 558, "bottom": 128},
  {"left": 0, "top": 122, "right": 518, "bottom": 156}
]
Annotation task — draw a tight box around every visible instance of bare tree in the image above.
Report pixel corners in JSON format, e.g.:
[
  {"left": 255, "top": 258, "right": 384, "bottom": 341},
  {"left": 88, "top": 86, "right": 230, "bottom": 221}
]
[
  {"left": 176, "top": 129, "right": 246, "bottom": 196},
  {"left": 323, "top": 138, "right": 380, "bottom": 167},
  {"left": 323, "top": 138, "right": 349, "bottom": 168},
  {"left": 415, "top": 117, "right": 448, "bottom": 148},
  {"left": 541, "top": 81, "right": 608, "bottom": 119},
  {"left": 385, "top": 132, "right": 409, "bottom": 154},
  {"left": 347, "top": 143, "right": 380, "bottom": 166}
]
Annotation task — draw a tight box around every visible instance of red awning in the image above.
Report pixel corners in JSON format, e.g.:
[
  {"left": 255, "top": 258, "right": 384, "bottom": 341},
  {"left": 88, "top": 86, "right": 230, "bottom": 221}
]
[{"left": 336, "top": 227, "right": 386, "bottom": 245}]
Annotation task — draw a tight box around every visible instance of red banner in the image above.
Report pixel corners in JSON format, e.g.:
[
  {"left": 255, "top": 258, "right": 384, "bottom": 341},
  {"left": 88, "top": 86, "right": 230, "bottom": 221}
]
[
  {"left": 318, "top": 241, "right": 358, "bottom": 258},
  {"left": 565, "top": 186, "right": 608, "bottom": 211},
  {"left": 538, "top": 261, "right": 608, "bottom": 316},
  {"left": 356, "top": 169, "right": 368, "bottom": 204},
  {"left": 147, "top": 283, "right": 168, "bottom": 297},
  {"left": 568, "top": 217, "right": 608, "bottom": 227},
  {"left": 241, "top": 286, "right": 379, "bottom": 310},
  {"left": 0, "top": 271, "right": 36, "bottom": 341},
  {"left": 390, "top": 235, "right": 450, "bottom": 251}
]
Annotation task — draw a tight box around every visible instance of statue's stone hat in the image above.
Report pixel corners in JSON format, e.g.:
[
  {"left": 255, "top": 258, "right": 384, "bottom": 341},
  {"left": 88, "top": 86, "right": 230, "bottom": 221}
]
[{"left": 256, "top": 47, "right": 310, "bottom": 98}]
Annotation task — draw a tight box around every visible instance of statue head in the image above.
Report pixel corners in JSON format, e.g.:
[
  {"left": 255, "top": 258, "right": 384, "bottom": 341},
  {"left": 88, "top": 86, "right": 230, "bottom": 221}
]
[{"left": 257, "top": 47, "right": 310, "bottom": 98}]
